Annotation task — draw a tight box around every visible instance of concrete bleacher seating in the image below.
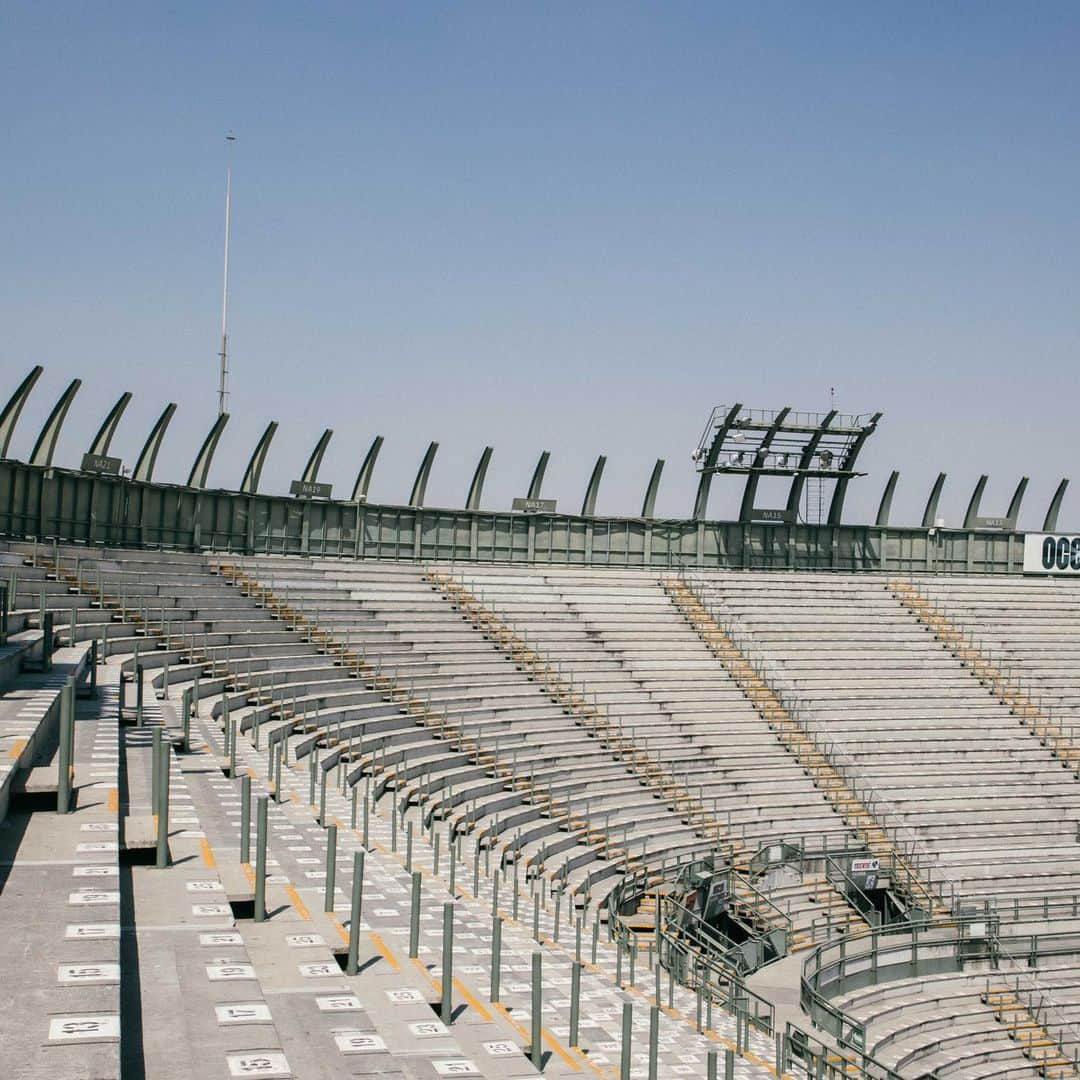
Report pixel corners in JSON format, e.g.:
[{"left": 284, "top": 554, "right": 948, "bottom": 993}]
[
  {"left": 11, "top": 539, "right": 1080, "bottom": 1076},
  {"left": 0, "top": 540, "right": 788, "bottom": 1079},
  {"left": 686, "top": 570, "right": 1080, "bottom": 905}
]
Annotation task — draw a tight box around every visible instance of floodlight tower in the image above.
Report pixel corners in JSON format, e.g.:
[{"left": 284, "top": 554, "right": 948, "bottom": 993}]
[
  {"left": 218, "top": 132, "right": 237, "bottom": 417},
  {"left": 691, "top": 404, "right": 882, "bottom": 525}
]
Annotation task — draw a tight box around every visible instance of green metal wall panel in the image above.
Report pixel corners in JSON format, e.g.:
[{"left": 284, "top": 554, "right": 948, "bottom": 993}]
[{"left": 0, "top": 458, "right": 1043, "bottom": 575}]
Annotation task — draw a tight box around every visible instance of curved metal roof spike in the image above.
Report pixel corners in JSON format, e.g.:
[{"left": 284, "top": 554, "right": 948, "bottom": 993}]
[
  {"left": 301, "top": 429, "right": 334, "bottom": 485},
  {"left": 240, "top": 421, "right": 279, "bottom": 495},
  {"left": 187, "top": 413, "right": 230, "bottom": 490},
  {"left": 88, "top": 392, "right": 133, "bottom": 457},
  {"left": 409, "top": 442, "right": 439, "bottom": 507},
  {"left": 0, "top": 366, "right": 44, "bottom": 459},
  {"left": 1044, "top": 479, "right": 1070, "bottom": 533},
  {"left": 466, "top": 447, "right": 494, "bottom": 511},
  {"left": 921, "top": 473, "right": 947, "bottom": 529},
  {"left": 962, "top": 475, "right": 989, "bottom": 530},
  {"left": 133, "top": 403, "right": 178, "bottom": 483},
  {"left": 350, "top": 435, "right": 384, "bottom": 503},
  {"left": 875, "top": 471, "right": 900, "bottom": 528},
  {"left": 30, "top": 378, "right": 82, "bottom": 468},
  {"left": 527, "top": 451, "right": 550, "bottom": 501},
  {"left": 641, "top": 459, "right": 664, "bottom": 519},
  {"left": 581, "top": 455, "right": 607, "bottom": 517}
]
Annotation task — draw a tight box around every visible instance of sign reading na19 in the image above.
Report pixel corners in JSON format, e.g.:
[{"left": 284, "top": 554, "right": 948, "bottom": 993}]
[{"left": 1024, "top": 534, "right": 1080, "bottom": 574}]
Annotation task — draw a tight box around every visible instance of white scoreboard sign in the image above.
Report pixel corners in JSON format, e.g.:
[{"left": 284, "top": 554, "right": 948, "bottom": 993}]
[{"left": 1024, "top": 534, "right": 1080, "bottom": 574}]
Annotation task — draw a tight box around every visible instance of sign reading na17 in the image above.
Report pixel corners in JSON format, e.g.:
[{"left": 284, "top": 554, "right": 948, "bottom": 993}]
[
  {"left": 512, "top": 498, "right": 557, "bottom": 515},
  {"left": 1025, "top": 534, "right": 1080, "bottom": 574}
]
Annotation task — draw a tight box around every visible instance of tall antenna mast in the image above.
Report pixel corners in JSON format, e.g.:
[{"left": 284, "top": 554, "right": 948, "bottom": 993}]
[{"left": 218, "top": 132, "right": 237, "bottom": 416}]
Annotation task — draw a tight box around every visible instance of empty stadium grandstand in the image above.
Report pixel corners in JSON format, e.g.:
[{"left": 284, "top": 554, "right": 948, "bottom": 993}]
[{"left": 6, "top": 367, "right": 1080, "bottom": 1079}]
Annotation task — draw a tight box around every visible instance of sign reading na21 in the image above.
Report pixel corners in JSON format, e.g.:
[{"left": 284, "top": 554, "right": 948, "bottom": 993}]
[{"left": 1025, "top": 534, "right": 1080, "bottom": 574}]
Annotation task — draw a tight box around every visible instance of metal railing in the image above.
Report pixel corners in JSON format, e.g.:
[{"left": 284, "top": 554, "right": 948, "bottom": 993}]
[{"left": 802, "top": 917, "right": 1080, "bottom": 1063}]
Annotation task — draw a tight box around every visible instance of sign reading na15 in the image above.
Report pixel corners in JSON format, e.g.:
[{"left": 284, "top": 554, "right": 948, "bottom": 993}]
[{"left": 1024, "top": 534, "right": 1080, "bottom": 574}]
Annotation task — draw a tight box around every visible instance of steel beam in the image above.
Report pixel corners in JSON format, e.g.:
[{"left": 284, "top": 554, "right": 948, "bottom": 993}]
[
  {"left": 466, "top": 446, "right": 493, "bottom": 511},
  {"left": 301, "top": 428, "right": 333, "bottom": 484},
  {"left": 186, "top": 413, "right": 230, "bottom": 489},
  {"left": 581, "top": 455, "right": 607, "bottom": 517},
  {"left": 133, "top": 403, "right": 177, "bottom": 483},
  {"left": 527, "top": 451, "right": 550, "bottom": 500},
  {"left": 921, "top": 473, "right": 947, "bottom": 528},
  {"left": 0, "top": 365, "right": 43, "bottom": 459},
  {"left": 88, "top": 392, "right": 132, "bottom": 457},
  {"left": 1044, "top": 478, "right": 1070, "bottom": 532},
  {"left": 693, "top": 402, "right": 742, "bottom": 520},
  {"left": 826, "top": 411, "right": 882, "bottom": 526},
  {"left": 30, "top": 379, "right": 81, "bottom": 468},
  {"left": 785, "top": 408, "right": 837, "bottom": 520},
  {"left": 738, "top": 406, "right": 790, "bottom": 523},
  {"left": 962, "top": 475, "right": 989, "bottom": 530},
  {"left": 350, "top": 435, "right": 384, "bottom": 502},
  {"left": 1005, "top": 477, "right": 1029, "bottom": 524},
  {"left": 875, "top": 470, "right": 899, "bottom": 527},
  {"left": 409, "top": 441, "right": 438, "bottom": 507},
  {"left": 240, "top": 421, "right": 279, "bottom": 495},
  {"left": 641, "top": 459, "right": 664, "bottom": 519}
]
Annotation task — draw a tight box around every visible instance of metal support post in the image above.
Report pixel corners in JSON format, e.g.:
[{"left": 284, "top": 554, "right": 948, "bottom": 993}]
[
  {"left": 346, "top": 850, "right": 364, "bottom": 975},
  {"left": 151, "top": 726, "right": 162, "bottom": 818},
  {"left": 324, "top": 823, "right": 337, "bottom": 912},
  {"left": 530, "top": 951, "right": 543, "bottom": 1071},
  {"left": 155, "top": 736, "right": 170, "bottom": 868},
  {"left": 491, "top": 916, "right": 502, "bottom": 1002},
  {"left": 57, "top": 679, "right": 74, "bottom": 813},
  {"left": 254, "top": 795, "right": 268, "bottom": 921},
  {"left": 648, "top": 1004, "right": 659, "bottom": 1080},
  {"left": 409, "top": 870, "right": 422, "bottom": 958},
  {"left": 570, "top": 959, "right": 582, "bottom": 1048},
  {"left": 620, "top": 1002, "right": 633, "bottom": 1080},
  {"left": 240, "top": 773, "right": 251, "bottom": 864},
  {"left": 180, "top": 687, "right": 191, "bottom": 751},
  {"left": 440, "top": 902, "right": 454, "bottom": 1026}
]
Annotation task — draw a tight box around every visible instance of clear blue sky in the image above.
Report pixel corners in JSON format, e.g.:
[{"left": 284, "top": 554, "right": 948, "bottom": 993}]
[{"left": 3, "top": 3, "right": 1078, "bottom": 527}]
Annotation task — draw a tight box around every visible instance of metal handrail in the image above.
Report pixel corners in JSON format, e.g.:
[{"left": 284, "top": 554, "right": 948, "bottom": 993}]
[
  {"left": 784, "top": 1022, "right": 901, "bottom": 1080},
  {"left": 802, "top": 917, "right": 1080, "bottom": 1056}
]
